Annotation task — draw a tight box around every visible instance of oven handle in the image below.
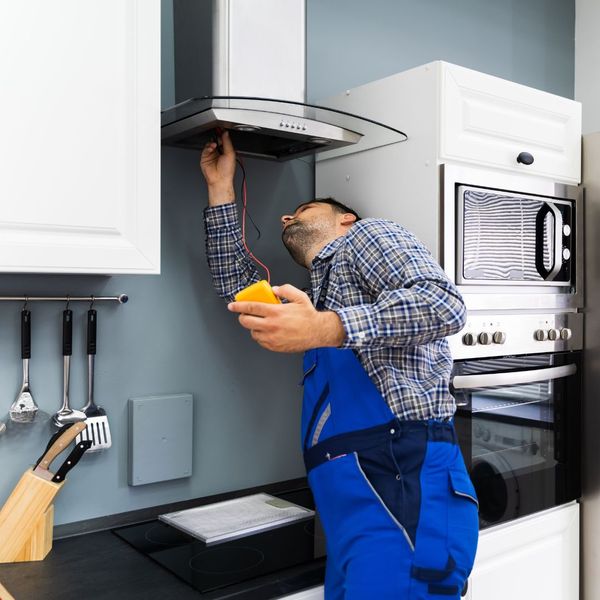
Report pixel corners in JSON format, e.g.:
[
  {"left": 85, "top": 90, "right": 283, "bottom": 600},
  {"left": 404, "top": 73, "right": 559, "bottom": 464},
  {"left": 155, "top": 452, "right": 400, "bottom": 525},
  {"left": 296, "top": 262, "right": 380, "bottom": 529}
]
[{"left": 452, "top": 363, "right": 577, "bottom": 391}]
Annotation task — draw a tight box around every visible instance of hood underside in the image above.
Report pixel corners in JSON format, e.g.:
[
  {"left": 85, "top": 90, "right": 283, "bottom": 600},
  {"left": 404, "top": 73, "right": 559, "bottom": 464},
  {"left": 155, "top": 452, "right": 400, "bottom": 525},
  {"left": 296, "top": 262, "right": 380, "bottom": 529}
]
[{"left": 161, "top": 97, "right": 406, "bottom": 161}]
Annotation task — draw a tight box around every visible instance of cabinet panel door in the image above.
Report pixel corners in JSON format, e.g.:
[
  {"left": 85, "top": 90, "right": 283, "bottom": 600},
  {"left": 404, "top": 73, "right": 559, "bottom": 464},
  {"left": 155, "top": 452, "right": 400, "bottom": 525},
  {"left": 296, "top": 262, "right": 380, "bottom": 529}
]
[
  {"left": 0, "top": 0, "right": 160, "bottom": 273},
  {"left": 470, "top": 504, "right": 579, "bottom": 600},
  {"left": 440, "top": 63, "right": 581, "bottom": 184},
  {"left": 277, "top": 587, "right": 324, "bottom": 600}
]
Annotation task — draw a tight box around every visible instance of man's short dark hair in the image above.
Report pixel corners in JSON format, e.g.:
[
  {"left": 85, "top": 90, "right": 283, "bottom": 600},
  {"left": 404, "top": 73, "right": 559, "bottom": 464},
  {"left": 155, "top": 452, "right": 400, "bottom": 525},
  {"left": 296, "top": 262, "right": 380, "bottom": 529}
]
[{"left": 295, "top": 197, "right": 361, "bottom": 221}]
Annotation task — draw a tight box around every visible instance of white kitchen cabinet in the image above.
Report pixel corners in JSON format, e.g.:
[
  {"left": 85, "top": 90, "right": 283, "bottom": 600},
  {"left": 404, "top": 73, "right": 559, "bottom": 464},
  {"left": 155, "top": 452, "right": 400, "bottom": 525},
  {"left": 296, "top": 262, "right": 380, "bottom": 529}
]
[
  {"left": 277, "top": 586, "right": 324, "bottom": 600},
  {"left": 317, "top": 60, "right": 581, "bottom": 185},
  {"left": 440, "top": 63, "right": 581, "bottom": 183},
  {"left": 466, "top": 503, "right": 579, "bottom": 600},
  {"left": 278, "top": 504, "right": 578, "bottom": 600},
  {"left": 0, "top": 0, "right": 160, "bottom": 274}
]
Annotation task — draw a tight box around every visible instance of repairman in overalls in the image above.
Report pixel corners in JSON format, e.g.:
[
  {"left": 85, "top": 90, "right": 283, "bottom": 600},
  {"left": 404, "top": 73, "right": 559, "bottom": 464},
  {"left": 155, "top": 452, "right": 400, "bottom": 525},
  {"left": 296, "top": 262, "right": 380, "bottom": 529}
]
[{"left": 200, "top": 131, "right": 479, "bottom": 599}]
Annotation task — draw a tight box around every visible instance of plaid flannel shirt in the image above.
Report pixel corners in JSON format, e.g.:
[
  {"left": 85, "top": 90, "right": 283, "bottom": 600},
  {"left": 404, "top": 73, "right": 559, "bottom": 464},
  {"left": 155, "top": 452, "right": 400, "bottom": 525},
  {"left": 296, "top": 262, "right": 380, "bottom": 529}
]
[{"left": 204, "top": 204, "right": 466, "bottom": 420}]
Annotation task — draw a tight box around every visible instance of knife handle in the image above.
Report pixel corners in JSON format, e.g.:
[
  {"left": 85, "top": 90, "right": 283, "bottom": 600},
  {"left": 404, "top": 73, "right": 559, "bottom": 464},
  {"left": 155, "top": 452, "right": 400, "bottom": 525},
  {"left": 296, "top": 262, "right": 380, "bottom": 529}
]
[
  {"left": 87, "top": 309, "right": 97, "bottom": 356},
  {"left": 52, "top": 440, "right": 92, "bottom": 483},
  {"left": 63, "top": 309, "right": 72, "bottom": 356},
  {"left": 35, "top": 421, "right": 87, "bottom": 471},
  {"left": 34, "top": 422, "right": 74, "bottom": 468},
  {"left": 21, "top": 309, "right": 31, "bottom": 360}
]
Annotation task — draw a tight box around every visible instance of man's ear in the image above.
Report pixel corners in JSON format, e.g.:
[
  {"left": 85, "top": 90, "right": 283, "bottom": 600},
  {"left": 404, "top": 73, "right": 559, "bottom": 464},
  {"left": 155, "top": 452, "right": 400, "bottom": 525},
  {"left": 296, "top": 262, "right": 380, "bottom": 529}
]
[{"left": 341, "top": 213, "right": 357, "bottom": 225}]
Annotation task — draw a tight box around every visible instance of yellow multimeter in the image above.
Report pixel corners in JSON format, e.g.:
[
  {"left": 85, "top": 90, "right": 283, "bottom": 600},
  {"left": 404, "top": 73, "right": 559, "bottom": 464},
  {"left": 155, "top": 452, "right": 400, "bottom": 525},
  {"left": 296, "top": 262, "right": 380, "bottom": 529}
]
[{"left": 234, "top": 280, "right": 281, "bottom": 304}]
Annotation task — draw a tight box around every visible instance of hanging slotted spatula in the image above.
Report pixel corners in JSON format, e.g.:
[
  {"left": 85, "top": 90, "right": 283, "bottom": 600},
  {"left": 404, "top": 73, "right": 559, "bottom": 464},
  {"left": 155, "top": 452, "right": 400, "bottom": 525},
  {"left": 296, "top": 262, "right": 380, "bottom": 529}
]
[
  {"left": 76, "top": 309, "right": 112, "bottom": 451},
  {"left": 9, "top": 309, "right": 39, "bottom": 423}
]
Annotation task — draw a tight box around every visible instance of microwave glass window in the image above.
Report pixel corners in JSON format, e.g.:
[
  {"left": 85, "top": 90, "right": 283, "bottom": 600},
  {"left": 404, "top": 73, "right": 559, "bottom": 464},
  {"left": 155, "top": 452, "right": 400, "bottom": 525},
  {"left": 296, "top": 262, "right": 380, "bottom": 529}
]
[{"left": 460, "top": 188, "right": 572, "bottom": 284}]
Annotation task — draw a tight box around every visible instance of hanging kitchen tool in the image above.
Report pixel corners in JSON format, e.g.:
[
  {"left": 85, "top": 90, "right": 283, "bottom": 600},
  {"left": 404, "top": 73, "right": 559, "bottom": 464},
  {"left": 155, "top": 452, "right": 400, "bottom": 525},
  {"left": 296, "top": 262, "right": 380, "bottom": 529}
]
[
  {"left": 76, "top": 308, "right": 112, "bottom": 451},
  {"left": 52, "top": 308, "right": 86, "bottom": 428},
  {"left": 9, "top": 309, "right": 39, "bottom": 423},
  {"left": 0, "top": 422, "right": 89, "bottom": 563}
]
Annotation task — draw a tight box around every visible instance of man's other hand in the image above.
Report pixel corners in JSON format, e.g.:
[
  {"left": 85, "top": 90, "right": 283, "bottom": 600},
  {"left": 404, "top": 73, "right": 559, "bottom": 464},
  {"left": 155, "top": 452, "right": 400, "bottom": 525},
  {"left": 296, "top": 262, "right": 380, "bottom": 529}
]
[
  {"left": 200, "top": 130, "right": 236, "bottom": 206},
  {"left": 227, "top": 284, "right": 346, "bottom": 352}
]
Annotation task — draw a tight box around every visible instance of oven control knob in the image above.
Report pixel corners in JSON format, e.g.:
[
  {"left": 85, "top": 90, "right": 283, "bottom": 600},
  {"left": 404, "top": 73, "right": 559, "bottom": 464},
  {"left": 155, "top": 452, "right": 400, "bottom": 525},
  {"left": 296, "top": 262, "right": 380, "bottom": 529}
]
[
  {"left": 478, "top": 332, "right": 492, "bottom": 345},
  {"left": 534, "top": 329, "right": 548, "bottom": 341},
  {"left": 548, "top": 328, "right": 560, "bottom": 341},
  {"left": 560, "top": 328, "right": 572, "bottom": 340},
  {"left": 493, "top": 331, "right": 506, "bottom": 344},
  {"left": 462, "top": 332, "right": 477, "bottom": 346}
]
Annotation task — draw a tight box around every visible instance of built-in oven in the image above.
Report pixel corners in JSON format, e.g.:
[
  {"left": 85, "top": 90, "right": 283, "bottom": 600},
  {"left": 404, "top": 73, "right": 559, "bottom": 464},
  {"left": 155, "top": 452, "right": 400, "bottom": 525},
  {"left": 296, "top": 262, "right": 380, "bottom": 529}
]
[
  {"left": 451, "top": 350, "right": 581, "bottom": 529},
  {"left": 442, "top": 164, "right": 583, "bottom": 312}
]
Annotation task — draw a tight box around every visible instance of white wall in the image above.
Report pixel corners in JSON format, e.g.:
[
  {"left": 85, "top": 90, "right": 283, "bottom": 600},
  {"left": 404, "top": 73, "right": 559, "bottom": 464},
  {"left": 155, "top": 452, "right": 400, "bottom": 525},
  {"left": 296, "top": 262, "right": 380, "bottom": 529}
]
[{"left": 575, "top": 0, "right": 600, "bottom": 133}]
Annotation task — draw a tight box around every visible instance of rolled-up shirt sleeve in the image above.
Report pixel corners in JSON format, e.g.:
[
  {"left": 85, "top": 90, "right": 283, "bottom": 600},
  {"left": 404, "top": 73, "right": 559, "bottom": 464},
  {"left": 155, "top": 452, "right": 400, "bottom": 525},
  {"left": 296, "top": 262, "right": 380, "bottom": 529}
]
[
  {"left": 333, "top": 221, "right": 466, "bottom": 348},
  {"left": 204, "top": 204, "right": 260, "bottom": 302}
]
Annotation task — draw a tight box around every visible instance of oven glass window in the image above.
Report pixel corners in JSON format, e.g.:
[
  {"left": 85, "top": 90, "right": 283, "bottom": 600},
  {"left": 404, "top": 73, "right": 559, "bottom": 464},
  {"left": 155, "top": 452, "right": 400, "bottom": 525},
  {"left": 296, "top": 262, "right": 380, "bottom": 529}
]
[
  {"left": 459, "top": 187, "right": 573, "bottom": 284},
  {"left": 453, "top": 353, "right": 580, "bottom": 528}
]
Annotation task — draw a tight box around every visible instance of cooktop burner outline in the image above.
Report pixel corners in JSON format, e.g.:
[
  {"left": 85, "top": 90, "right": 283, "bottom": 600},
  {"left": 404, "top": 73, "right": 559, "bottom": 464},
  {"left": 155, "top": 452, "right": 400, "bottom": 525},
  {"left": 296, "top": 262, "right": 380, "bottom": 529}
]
[{"left": 188, "top": 546, "right": 266, "bottom": 575}]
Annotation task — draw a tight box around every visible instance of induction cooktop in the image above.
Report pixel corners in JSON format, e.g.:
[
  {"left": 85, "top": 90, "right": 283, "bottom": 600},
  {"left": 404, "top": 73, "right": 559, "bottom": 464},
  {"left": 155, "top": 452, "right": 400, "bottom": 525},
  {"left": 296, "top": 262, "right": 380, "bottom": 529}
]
[{"left": 113, "top": 488, "right": 326, "bottom": 598}]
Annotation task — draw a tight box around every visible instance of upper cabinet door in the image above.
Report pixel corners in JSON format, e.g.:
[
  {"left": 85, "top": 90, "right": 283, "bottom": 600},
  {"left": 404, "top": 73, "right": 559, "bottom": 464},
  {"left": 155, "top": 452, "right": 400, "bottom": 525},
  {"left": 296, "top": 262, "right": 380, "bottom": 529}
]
[
  {"left": 440, "top": 63, "right": 582, "bottom": 184},
  {"left": 0, "top": 0, "right": 160, "bottom": 274}
]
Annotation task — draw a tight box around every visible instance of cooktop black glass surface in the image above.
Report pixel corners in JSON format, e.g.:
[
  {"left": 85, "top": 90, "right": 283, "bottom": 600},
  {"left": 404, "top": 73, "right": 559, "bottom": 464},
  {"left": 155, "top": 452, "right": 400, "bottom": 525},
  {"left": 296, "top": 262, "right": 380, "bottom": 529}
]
[{"left": 113, "top": 488, "right": 326, "bottom": 598}]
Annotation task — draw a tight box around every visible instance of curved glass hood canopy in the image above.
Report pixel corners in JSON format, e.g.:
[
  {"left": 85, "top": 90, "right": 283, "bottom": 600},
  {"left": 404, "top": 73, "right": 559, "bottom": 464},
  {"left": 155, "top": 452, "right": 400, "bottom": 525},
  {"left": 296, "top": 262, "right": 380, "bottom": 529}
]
[{"left": 161, "top": 96, "right": 408, "bottom": 162}]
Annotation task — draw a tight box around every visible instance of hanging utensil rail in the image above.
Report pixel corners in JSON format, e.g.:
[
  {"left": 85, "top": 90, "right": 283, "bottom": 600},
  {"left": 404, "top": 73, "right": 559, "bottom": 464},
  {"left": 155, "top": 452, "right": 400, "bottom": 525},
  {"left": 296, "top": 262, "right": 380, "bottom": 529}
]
[{"left": 0, "top": 294, "right": 128, "bottom": 304}]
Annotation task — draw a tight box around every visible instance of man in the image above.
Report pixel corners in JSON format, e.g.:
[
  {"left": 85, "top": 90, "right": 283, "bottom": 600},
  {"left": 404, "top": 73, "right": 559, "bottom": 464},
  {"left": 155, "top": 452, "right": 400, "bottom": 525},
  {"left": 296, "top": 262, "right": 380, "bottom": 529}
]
[{"left": 201, "top": 131, "right": 479, "bottom": 599}]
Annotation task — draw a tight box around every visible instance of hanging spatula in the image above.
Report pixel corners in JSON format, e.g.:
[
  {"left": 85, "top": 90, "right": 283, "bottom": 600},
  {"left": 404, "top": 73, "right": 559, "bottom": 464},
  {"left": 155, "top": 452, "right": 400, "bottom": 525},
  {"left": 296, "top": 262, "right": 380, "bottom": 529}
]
[
  {"left": 9, "top": 309, "right": 39, "bottom": 423},
  {"left": 76, "top": 309, "right": 112, "bottom": 451}
]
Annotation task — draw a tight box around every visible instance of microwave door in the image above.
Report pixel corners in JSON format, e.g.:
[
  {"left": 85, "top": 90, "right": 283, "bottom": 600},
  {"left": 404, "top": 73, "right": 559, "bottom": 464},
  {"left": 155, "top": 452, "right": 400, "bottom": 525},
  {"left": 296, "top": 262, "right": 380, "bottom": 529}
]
[{"left": 456, "top": 186, "right": 573, "bottom": 287}]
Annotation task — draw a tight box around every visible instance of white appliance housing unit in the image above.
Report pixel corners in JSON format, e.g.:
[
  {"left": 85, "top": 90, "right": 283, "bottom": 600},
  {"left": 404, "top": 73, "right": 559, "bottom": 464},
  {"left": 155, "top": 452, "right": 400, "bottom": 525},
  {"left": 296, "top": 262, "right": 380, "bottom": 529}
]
[{"left": 316, "top": 61, "right": 582, "bottom": 311}]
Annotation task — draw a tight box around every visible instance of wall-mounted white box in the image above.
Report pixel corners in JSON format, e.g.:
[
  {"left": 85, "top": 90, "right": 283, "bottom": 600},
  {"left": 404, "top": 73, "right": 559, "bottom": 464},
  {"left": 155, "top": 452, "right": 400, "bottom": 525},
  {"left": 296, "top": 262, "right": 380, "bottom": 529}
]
[{"left": 128, "top": 393, "right": 194, "bottom": 486}]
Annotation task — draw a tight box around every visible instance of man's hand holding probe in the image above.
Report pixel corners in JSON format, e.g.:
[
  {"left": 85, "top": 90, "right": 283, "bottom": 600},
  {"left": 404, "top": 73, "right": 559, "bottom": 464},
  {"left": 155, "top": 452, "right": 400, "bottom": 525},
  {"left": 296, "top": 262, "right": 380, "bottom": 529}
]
[{"left": 201, "top": 131, "right": 346, "bottom": 353}]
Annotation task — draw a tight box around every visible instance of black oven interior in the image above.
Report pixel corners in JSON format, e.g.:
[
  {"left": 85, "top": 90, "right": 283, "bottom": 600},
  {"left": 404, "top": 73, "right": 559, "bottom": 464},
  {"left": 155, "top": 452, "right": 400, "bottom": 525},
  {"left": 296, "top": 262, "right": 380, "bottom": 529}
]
[{"left": 452, "top": 351, "right": 581, "bottom": 529}]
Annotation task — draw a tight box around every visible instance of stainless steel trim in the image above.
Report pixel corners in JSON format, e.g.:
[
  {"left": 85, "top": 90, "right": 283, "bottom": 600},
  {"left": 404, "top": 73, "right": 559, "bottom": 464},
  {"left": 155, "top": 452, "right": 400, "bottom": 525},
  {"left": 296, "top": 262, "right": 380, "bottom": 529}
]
[
  {"left": 448, "top": 311, "right": 583, "bottom": 360},
  {"left": 452, "top": 364, "right": 577, "bottom": 390}
]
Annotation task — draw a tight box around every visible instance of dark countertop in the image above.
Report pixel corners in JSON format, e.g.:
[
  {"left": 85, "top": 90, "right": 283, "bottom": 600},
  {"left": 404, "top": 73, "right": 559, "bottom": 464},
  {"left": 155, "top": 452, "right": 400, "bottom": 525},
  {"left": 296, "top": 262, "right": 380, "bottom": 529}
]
[
  {"left": 0, "top": 479, "right": 325, "bottom": 600},
  {"left": 0, "top": 530, "right": 325, "bottom": 600}
]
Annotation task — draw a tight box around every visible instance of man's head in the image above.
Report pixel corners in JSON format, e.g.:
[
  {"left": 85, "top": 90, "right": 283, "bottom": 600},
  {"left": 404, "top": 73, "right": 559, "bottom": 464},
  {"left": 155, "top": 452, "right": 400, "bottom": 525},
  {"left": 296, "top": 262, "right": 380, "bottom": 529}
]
[{"left": 281, "top": 197, "right": 361, "bottom": 268}]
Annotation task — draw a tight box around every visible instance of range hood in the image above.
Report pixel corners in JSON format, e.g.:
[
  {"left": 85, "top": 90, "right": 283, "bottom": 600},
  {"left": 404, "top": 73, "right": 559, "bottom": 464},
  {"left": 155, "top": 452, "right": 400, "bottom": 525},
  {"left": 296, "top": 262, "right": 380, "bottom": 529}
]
[{"left": 163, "top": 0, "right": 406, "bottom": 161}]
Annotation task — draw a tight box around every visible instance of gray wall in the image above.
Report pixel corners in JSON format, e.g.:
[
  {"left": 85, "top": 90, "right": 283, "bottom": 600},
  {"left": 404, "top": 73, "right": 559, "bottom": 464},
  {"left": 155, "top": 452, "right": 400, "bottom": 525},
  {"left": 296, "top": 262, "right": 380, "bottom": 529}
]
[
  {"left": 307, "top": 0, "right": 575, "bottom": 102},
  {"left": 0, "top": 0, "right": 575, "bottom": 527}
]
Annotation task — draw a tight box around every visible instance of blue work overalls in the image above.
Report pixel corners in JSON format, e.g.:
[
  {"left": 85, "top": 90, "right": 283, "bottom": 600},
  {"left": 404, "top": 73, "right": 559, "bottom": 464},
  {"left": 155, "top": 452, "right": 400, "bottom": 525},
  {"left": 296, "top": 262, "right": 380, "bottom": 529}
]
[{"left": 301, "top": 343, "right": 479, "bottom": 598}]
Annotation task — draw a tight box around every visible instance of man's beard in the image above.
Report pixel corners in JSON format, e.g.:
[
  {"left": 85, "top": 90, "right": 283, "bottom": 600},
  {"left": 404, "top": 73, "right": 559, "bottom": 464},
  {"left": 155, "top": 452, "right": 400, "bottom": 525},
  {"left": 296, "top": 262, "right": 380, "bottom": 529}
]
[{"left": 281, "top": 220, "right": 333, "bottom": 267}]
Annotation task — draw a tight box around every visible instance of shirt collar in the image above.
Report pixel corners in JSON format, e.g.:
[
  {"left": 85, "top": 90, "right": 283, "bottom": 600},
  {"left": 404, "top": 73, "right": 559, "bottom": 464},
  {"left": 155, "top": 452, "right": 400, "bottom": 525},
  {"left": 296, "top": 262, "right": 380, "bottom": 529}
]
[{"left": 310, "top": 236, "right": 345, "bottom": 269}]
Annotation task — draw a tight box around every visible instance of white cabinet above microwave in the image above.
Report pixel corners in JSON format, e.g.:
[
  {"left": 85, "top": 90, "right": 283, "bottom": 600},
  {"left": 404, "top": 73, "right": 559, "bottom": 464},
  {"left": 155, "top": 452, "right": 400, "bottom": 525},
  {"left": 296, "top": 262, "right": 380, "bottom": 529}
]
[
  {"left": 316, "top": 61, "right": 581, "bottom": 185},
  {"left": 0, "top": 0, "right": 160, "bottom": 274}
]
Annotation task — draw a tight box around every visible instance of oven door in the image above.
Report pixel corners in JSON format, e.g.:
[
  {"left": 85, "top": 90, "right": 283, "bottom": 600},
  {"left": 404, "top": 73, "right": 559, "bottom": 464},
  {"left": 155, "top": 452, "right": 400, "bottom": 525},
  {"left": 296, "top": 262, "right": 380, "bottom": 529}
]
[
  {"left": 456, "top": 185, "right": 574, "bottom": 287},
  {"left": 452, "top": 352, "right": 581, "bottom": 529}
]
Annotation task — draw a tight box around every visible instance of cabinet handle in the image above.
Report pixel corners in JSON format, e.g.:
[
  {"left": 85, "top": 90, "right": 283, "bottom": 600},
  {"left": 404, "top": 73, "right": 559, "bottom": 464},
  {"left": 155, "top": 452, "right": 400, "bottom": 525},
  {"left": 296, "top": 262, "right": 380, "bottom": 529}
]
[{"left": 517, "top": 151, "right": 534, "bottom": 165}]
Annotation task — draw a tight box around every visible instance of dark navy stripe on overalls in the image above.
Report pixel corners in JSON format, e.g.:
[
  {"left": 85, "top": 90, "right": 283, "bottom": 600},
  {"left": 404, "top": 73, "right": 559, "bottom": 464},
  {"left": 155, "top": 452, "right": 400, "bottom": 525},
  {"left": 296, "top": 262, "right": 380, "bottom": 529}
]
[{"left": 301, "top": 285, "right": 479, "bottom": 599}]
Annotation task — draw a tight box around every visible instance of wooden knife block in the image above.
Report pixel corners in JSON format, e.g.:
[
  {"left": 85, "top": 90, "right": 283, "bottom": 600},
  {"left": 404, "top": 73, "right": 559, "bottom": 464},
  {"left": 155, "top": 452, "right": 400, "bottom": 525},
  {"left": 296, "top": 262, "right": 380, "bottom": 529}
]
[{"left": 0, "top": 469, "right": 64, "bottom": 563}]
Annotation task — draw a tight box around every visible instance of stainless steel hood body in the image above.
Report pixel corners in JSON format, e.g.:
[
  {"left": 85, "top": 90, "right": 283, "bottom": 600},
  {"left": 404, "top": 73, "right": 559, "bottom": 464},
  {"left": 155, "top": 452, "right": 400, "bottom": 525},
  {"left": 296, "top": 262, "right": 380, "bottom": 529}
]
[
  {"left": 165, "top": 1, "right": 406, "bottom": 160},
  {"left": 162, "top": 96, "right": 406, "bottom": 161}
]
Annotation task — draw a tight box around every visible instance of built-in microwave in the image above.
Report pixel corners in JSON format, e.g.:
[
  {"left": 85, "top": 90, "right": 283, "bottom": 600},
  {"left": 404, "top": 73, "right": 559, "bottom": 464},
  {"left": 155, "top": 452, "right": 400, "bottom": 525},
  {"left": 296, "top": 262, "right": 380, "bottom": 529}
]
[
  {"left": 452, "top": 351, "right": 581, "bottom": 529},
  {"left": 441, "top": 164, "right": 583, "bottom": 311},
  {"left": 457, "top": 186, "right": 574, "bottom": 286}
]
